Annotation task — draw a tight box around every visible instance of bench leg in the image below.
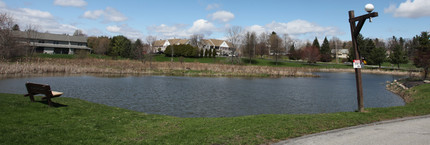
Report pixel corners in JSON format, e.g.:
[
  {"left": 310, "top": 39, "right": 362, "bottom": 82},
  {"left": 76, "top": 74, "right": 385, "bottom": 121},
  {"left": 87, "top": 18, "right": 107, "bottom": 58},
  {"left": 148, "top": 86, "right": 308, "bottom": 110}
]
[
  {"left": 47, "top": 97, "right": 53, "bottom": 107},
  {"left": 29, "top": 95, "right": 35, "bottom": 102}
]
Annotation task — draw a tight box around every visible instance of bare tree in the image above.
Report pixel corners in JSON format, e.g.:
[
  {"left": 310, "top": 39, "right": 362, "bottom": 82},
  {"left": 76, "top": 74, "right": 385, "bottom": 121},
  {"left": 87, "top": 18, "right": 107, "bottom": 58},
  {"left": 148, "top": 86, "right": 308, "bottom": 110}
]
[
  {"left": 329, "top": 37, "right": 342, "bottom": 64},
  {"left": 145, "top": 35, "right": 157, "bottom": 66},
  {"left": 25, "top": 24, "right": 40, "bottom": 58},
  {"left": 282, "top": 33, "right": 293, "bottom": 53},
  {"left": 87, "top": 36, "right": 110, "bottom": 55},
  {"left": 270, "top": 31, "right": 283, "bottom": 65},
  {"left": 133, "top": 39, "right": 144, "bottom": 61},
  {"left": 145, "top": 35, "right": 157, "bottom": 53},
  {"left": 301, "top": 46, "right": 320, "bottom": 64},
  {"left": 0, "top": 13, "right": 24, "bottom": 60},
  {"left": 12, "top": 24, "right": 20, "bottom": 31},
  {"left": 226, "top": 26, "right": 243, "bottom": 64},
  {"left": 73, "top": 29, "right": 86, "bottom": 36},
  {"left": 243, "top": 31, "right": 257, "bottom": 64},
  {"left": 256, "top": 32, "right": 269, "bottom": 58},
  {"left": 97, "top": 37, "right": 110, "bottom": 55},
  {"left": 189, "top": 34, "right": 204, "bottom": 48}
]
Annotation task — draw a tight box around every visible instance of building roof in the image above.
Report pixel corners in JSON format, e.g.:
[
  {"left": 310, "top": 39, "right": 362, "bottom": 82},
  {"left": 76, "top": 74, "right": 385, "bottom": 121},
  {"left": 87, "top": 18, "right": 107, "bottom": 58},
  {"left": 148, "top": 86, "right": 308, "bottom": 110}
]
[
  {"left": 176, "top": 39, "right": 189, "bottom": 45},
  {"left": 13, "top": 31, "right": 87, "bottom": 43},
  {"left": 168, "top": 39, "right": 189, "bottom": 45},
  {"left": 153, "top": 40, "right": 166, "bottom": 47},
  {"left": 203, "top": 39, "right": 232, "bottom": 48},
  {"left": 209, "top": 39, "right": 225, "bottom": 46}
]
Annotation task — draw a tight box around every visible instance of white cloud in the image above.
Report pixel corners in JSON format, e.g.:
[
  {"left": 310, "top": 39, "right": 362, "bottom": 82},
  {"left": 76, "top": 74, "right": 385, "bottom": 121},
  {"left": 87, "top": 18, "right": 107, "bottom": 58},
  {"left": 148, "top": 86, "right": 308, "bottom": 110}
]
[
  {"left": 188, "top": 19, "right": 216, "bottom": 35},
  {"left": 85, "top": 28, "right": 107, "bottom": 37},
  {"left": 83, "top": 10, "right": 103, "bottom": 19},
  {"left": 0, "top": 6, "right": 78, "bottom": 34},
  {"left": 104, "top": 7, "right": 127, "bottom": 22},
  {"left": 384, "top": 0, "right": 430, "bottom": 18},
  {"left": 147, "top": 24, "right": 189, "bottom": 38},
  {"left": 20, "top": 8, "right": 54, "bottom": 18},
  {"left": 106, "top": 24, "right": 144, "bottom": 40},
  {"left": 106, "top": 25, "right": 121, "bottom": 33},
  {"left": 54, "top": 0, "right": 87, "bottom": 7},
  {"left": 82, "top": 7, "right": 128, "bottom": 22},
  {"left": 209, "top": 11, "right": 235, "bottom": 23},
  {"left": 241, "top": 20, "right": 342, "bottom": 39},
  {"left": 265, "top": 20, "right": 341, "bottom": 37},
  {"left": 245, "top": 25, "right": 266, "bottom": 35},
  {"left": 0, "top": 0, "right": 6, "bottom": 8},
  {"left": 206, "top": 3, "right": 220, "bottom": 10},
  {"left": 148, "top": 19, "right": 217, "bottom": 38}
]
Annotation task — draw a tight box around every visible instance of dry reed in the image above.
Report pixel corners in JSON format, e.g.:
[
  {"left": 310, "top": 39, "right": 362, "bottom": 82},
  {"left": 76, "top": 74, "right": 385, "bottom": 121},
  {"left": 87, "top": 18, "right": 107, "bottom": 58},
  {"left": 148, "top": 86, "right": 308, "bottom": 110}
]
[{"left": 0, "top": 58, "right": 419, "bottom": 77}]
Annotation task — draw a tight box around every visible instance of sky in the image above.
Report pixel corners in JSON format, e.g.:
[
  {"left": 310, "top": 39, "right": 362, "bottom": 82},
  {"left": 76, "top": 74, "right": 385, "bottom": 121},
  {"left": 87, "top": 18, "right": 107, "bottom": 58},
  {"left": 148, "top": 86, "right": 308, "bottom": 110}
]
[{"left": 1, "top": 0, "right": 429, "bottom": 42}]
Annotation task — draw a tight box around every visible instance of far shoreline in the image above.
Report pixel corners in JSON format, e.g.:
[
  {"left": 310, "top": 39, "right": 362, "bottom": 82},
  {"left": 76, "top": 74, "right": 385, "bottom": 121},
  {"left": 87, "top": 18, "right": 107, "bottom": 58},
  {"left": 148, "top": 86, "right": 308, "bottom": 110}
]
[{"left": 0, "top": 57, "right": 421, "bottom": 78}]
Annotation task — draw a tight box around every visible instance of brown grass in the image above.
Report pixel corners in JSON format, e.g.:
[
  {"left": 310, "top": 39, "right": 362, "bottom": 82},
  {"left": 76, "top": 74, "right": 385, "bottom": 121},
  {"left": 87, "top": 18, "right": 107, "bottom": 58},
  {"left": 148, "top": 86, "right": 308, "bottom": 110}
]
[
  {"left": 317, "top": 68, "right": 421, "bottom": 76},
  {"left": 0, "top": 58, "right": 316, "bottom": 77},
  {"left": 1, "top": 58, "right": 420, "bottom": 77}
]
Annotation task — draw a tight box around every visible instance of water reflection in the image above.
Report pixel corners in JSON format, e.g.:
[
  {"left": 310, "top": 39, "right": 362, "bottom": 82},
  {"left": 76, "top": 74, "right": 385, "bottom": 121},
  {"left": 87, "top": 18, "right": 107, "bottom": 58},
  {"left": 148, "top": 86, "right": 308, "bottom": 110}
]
[{"left": 0, "top": 72, "right": 404, "bottom": 117}]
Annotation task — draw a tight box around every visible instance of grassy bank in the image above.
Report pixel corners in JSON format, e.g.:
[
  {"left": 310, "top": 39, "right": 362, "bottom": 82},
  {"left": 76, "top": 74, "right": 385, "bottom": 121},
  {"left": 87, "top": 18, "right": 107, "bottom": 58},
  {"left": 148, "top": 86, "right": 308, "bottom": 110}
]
[
  {"left": 37, "top": 54, "right": 419, "bottom": 70},
  {"left": 0, "top": 58, "right": 317, "bottom": 77},
  {"left": 1, "top": 84, "right": 429, "bottom": 144},
  {"left": 1, "top": 57, "right": 421, "bottom": 78}
]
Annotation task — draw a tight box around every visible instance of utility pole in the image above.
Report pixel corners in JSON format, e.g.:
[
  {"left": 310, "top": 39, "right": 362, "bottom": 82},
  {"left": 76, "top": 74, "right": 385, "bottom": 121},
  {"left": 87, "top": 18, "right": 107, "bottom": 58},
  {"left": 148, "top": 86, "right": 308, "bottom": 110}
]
[{"left": 348, "top": 4, "right": 378, "bottom": 112}]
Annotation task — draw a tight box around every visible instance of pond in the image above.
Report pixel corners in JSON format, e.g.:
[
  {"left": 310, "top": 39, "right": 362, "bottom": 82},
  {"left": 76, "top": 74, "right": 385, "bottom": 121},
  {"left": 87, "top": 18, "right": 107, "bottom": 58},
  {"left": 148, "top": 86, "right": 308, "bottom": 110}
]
[{"left": 0, "top": 72, "right": 404, "bottom": 117}]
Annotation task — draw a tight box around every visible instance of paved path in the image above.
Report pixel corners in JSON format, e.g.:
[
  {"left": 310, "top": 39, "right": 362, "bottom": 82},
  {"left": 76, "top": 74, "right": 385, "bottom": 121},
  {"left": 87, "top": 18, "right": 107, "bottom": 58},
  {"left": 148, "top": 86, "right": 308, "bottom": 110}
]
[{"left": 274, "top": 115, "right": 430, "bottom": 145}]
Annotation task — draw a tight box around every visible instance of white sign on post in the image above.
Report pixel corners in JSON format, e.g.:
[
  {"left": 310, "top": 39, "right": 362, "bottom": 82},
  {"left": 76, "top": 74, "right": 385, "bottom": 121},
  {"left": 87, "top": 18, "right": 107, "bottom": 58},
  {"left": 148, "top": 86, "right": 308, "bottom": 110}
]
[{"left": 353, "top": 60, "right": 361, "bottom": 68}]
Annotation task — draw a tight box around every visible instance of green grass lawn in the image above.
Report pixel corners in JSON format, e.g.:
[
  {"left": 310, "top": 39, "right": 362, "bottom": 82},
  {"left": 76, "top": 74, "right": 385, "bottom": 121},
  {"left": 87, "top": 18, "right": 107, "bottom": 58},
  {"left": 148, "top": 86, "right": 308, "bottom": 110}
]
[{"left": 1, "top": 84, "right": 429, "bottom": 144}]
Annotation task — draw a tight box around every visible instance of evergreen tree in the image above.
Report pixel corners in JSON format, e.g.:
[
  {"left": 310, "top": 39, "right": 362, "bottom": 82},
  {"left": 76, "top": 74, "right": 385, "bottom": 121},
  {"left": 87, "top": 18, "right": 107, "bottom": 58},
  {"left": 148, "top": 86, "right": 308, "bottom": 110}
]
[
  {"left": 208, "top": 48, "right": 212, "bottom": 57},
  {"left": 200, "top": 49, "right": 204, "bottom": 58},
  {"left": 312, "top": 37, "right": 320, "bottom": 49},
  {"left": 164, "top": 45, "right": 172, "bottom": 57},
  {"left": 413, "top": 32, "right": 430, "bottom": 80},
  {"left": 320, "top": 37, "right": 332, "bottom": 62},
  {"left": 389, "top": 44, "right": 408, "bottom": 69},
  {"left": 348, "top": 34, "right": 365, "bottom": 62},
  {"left": 132, "top": 39, "right": 143, "bottom": 60},
  {"left": 204, "top": 49, "right": 208, "bottom": 57},
  {"left": 212, "top": 48, "right": 217, "bottom": 58},
  {"left": 288, "top": 43, "right": 297, "bottom": 60},
  {"left": 362, "top": 38, "right": 375, "bottom": 62},
  {"left": 12, "top": 24, "right": 20, "bottom": 31},
  {"left": 109, "top": 35, "right": 131, "bottom": 58},
  {"left": 369, "top": 47, "right": 387, "bottom": 68}
]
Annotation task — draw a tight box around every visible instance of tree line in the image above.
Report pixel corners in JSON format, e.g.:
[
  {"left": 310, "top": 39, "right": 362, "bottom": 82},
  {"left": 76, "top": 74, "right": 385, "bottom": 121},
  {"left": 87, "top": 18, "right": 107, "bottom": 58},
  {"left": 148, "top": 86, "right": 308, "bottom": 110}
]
[{"left": 226, "top": 26, "right": 426, "bottom": 69}]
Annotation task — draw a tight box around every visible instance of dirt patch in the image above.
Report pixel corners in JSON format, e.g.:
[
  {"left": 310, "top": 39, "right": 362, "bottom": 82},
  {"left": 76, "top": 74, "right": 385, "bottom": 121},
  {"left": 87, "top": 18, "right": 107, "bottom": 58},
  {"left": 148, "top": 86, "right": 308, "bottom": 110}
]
[{"left": 403, "top": 81, "right": 425, "bottom": 88}]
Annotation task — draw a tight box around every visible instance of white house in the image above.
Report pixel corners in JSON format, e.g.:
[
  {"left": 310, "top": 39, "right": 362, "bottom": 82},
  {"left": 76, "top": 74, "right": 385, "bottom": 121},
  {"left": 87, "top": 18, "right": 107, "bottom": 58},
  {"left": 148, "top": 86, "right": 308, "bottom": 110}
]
[
  {"left": 153, "top": 39, "right": 190, "bottom": 52},
  {"left": 202, "top": 39, "right": 233, "bottom": 56},
  {"left": 331, "top": 49, "right": 349, "bottom": 59}
]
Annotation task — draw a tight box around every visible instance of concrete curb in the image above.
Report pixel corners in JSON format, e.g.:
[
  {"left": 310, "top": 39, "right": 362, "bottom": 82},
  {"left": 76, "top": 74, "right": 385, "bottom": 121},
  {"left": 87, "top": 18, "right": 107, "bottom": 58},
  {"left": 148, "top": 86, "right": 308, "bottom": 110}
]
[{"left": 272, "top": 114, "right": 430, "bottom": 145}]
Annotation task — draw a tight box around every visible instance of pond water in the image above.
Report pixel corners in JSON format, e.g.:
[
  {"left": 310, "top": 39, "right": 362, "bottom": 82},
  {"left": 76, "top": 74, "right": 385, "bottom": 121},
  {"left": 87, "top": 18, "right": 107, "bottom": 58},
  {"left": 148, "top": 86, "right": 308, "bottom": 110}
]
[{"left": 0, "top": 72, "right": 404, "bottom": 117}]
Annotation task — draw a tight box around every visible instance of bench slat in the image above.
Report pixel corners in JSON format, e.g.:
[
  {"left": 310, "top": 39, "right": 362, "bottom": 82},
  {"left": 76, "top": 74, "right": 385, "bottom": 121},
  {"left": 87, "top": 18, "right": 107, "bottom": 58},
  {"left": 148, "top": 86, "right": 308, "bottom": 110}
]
[{"left": 24, "top": 82, "right": 62, "bottom": 107}]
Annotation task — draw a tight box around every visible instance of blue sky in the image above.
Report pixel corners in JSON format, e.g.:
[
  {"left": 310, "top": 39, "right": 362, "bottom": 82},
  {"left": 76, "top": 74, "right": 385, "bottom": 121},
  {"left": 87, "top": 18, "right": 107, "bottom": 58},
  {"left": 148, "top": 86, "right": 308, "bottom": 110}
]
[{"left": 1, "top": 0, "right": 429, "bottom": 42}]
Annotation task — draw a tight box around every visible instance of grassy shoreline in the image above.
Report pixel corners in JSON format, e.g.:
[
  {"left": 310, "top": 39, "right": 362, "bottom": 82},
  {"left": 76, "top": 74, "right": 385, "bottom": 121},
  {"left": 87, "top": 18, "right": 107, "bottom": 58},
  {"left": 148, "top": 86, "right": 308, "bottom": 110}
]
[
  {"left": 1, "top": 83, "right": 429, "bottom": 144},
  {"left": 0, "top": 57, "right": 421, "bottom": 78}
]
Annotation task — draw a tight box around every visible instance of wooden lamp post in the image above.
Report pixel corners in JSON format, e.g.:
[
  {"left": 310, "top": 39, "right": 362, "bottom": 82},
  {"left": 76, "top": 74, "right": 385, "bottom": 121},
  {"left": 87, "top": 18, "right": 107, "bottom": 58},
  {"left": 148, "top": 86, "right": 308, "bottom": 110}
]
[{"left": 348, "top": 4, "right": 378, "bottom": 112}]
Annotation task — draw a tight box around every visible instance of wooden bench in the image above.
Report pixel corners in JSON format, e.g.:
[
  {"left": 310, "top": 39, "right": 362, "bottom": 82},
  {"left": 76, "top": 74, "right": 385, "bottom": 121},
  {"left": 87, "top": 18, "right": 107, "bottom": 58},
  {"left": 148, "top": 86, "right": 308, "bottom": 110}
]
[{"left": 24, "top": 82, "right": 63, "bottom": 107}]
